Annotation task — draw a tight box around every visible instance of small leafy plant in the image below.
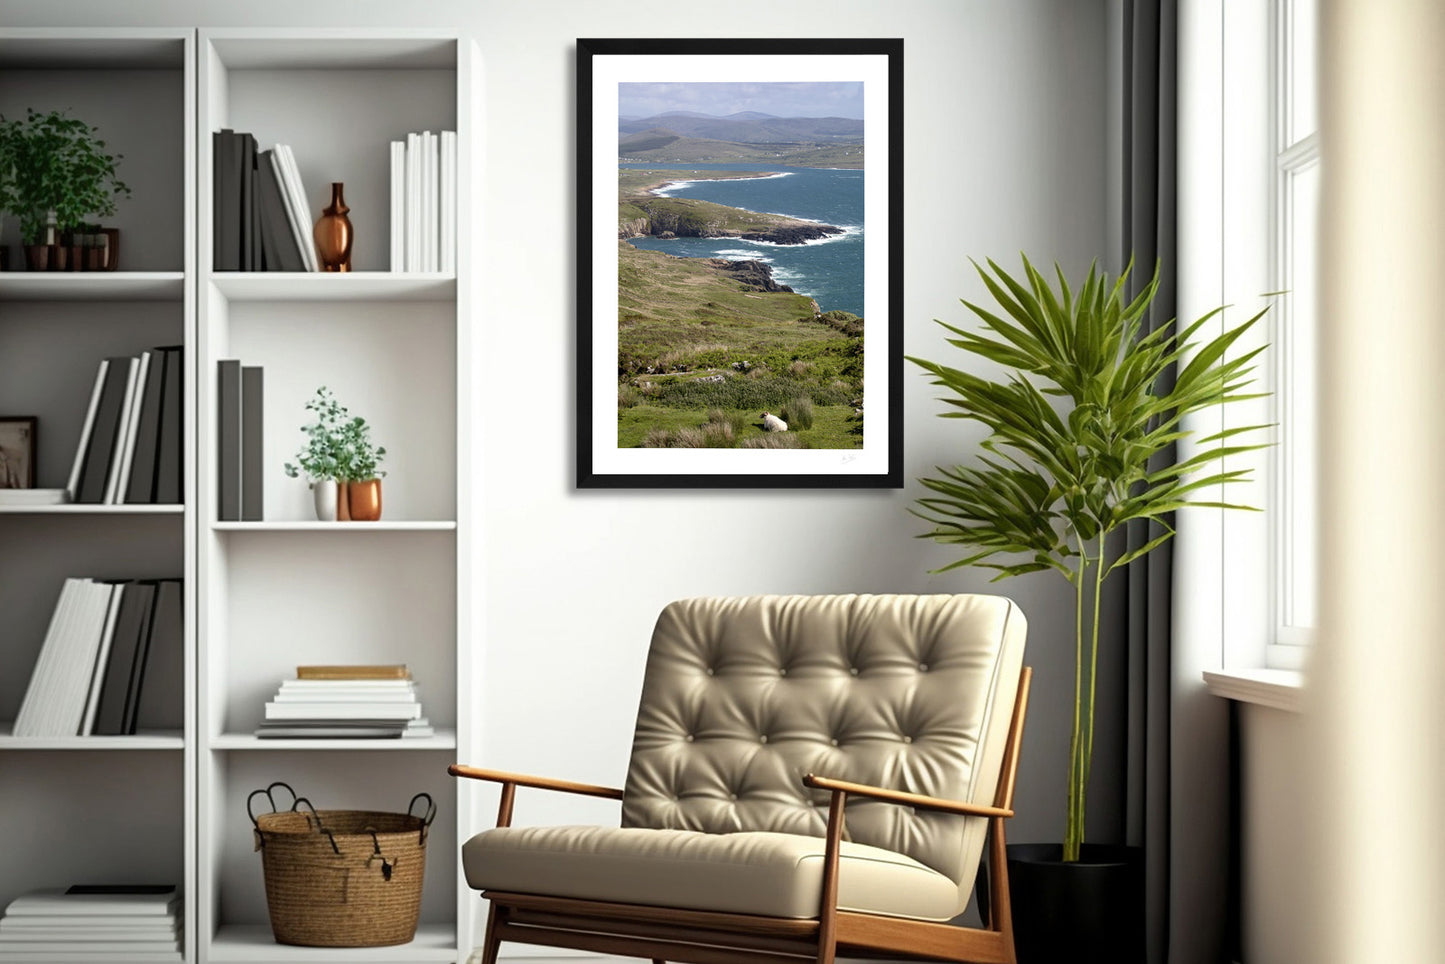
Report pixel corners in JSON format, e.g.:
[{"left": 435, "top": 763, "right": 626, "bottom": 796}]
[
  {"left": 910, "top": 255, "right": 1269, "bottom": 862},
  {"left": 283, "top": 387, "right": 347, "bottom": 484},
  {"left": 337, "top": 413, "right": 386, "bottom": 482},
  {"left": 0, "top": 108, "right": 131, "bottom": 244}
]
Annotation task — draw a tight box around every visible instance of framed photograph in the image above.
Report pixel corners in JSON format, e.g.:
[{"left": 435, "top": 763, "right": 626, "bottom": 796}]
[
  {"left": 577, "top": 38, "right": 902, "bottom": 488},
  {"left": 0, "top": 416, "right": 37, "bottom": 488}
]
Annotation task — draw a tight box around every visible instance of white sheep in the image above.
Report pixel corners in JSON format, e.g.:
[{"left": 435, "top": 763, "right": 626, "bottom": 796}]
[{"left": 761, "top": 412, "right": 788, "bottom": 433}]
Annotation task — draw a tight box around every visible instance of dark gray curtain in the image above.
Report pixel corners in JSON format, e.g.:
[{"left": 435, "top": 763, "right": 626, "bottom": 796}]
[{"left": 1118, "top": 2, "right": 1178, "bottom": 963}]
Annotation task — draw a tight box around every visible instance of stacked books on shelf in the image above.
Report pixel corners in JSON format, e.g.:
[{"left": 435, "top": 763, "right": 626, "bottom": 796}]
[
  {"left": 391, "top": 129, "right": 457, "bottom": 272},
  {"left": 213, "top": 130, "right": 317, "bottom": 271},
  {"left": 0, "top": 885, "right": 181, "bottom": 962},
  {"left": 215, "top": 359, "right": 264, "bottom": 522},
  {"left": 256, "top": 664, "right": 434, "bottom": 739},
  {"left": 0, "top": 348, "right": 185, "bottom": 508},
  {"left": 11, "top": 578, "right": 183, "bottom": 738}
]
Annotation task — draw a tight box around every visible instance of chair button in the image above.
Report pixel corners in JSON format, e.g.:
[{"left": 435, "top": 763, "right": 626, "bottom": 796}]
[
  {"left": 918, "top": 662, "right": 929, "bottom": 672},
  {"left": 729, "top": 793, "right": 738, "bottom": 801},
  {"left": 849, "top": 667, "right": 859, "bottom": 677},
  {"left": 705, "top": 667, "right": 715, "bottom": 676},
  {"left": 902, "top": 735, "right": 913, "bottom": 744},
  {"left": 684, "top": 734, "right": 694, "bottom": 743},
  {"left": 779, "top": 667, "right": 787, "bottom": 677},
  {"left": 829, "top": 738, "right": 839, "bottom": 747},
  {"left": 759, "top": 735, "right": 769, "bottom": 744}
]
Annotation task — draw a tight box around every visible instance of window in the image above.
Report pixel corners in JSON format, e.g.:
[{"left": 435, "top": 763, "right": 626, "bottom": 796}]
[{"left": 1270, "top": 0, "right": 1319, "bottom": 661}]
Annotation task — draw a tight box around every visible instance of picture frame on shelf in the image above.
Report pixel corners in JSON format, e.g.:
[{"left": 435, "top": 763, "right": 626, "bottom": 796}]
[
  {"left": 576, "top": 38, "right": 903, "bottom": 489},
  {"left": 0, "top": 416, "right": 37, "bottom": 488}
]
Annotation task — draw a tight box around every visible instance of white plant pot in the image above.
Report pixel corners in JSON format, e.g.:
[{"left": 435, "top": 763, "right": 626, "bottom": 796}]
[{"left": 311, "top": 480, "right": 338, "bottom": 521}]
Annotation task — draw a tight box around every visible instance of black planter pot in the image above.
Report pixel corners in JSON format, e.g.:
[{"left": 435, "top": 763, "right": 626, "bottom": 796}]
[{"left": 1007, "top": 843, "right": 1144, "bottom": 964}]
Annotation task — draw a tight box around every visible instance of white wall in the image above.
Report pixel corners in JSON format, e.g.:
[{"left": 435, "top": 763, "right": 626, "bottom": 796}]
[
  {"left": 0, "top": 0, "right": 1115, "bottom": 899},
  {"left": 1239, "top": 705, "right": 1308, "bottom": 964}
]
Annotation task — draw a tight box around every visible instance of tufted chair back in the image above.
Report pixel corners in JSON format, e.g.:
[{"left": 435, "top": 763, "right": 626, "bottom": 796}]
[{"left": 621, "top": 594, "right": 1027, "bottom": 909}]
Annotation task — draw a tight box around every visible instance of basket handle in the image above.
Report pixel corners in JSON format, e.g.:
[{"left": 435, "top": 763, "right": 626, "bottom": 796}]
[
  {"left": 408, "top": 792, "right": 436, "bottom": 844},
  {"left": 247, "top": 781, "right": 298, "bottom": 828},
  {"left": 292, "top": 796, "right": 326, "bottom": 833}
]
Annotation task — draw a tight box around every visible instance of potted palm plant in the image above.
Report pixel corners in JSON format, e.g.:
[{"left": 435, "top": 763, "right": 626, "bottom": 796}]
[
  {"left": 909, "top": 255, "right": 1268, "bottom": 963},
  {"left": 0, "top": 108, "right": 130, "bottom": 270}
]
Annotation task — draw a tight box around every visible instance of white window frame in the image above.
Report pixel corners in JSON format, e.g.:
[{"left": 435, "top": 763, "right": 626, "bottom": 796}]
[
  {"left": 1187, "top": 0, "right": 1317, "bottom": 679},
  {"left": 1269, "top": 0, "right": 1319, "bottom": 663}
]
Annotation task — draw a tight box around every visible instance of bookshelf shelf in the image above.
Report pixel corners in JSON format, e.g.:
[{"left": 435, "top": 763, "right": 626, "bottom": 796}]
[
  {"left": 211, "top": 728, "right": 456, "bottom": 751},
  {"left": 210, "top": 272, "right": 455, "bottom": 302},
  {"left": 209, "top": 923, "right": 456, "bottom": 962},
  {"left": 0, "top": 724, "right": 185, "bottom": 750},
  {"left": 0, "top": 271, "right": 186, "bottom": 302},
  {"left": 211, "top": 520, "right": 456, "bottom": 532},
  {"left": 0, "top": 504, "right": 185, "bottom": 515}
]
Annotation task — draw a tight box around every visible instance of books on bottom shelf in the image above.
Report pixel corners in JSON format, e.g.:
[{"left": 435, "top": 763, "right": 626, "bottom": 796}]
[
  {"left": 255, "top": 664, "right": 435, "bottom": 740},
  {"left": 11, "top": 578, "right": 183, "bottom": 738},
  {"left": 0, "top": 884, "right": 181, "bottom": 962}
]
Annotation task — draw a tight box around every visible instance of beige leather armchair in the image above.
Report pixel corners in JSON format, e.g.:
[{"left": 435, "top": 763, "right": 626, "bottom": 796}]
[{"left": 451, "top": 593, "right": 1031, "bottom": 964}]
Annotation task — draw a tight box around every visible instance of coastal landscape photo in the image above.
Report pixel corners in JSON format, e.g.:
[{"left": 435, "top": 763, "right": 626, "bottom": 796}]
[{"left": 615, "top": 80, "right": 866, "bottom": 451}]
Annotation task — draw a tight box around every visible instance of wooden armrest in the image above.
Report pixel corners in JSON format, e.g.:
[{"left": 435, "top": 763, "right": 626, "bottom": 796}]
[
  {"left": 802, "top": 774, "right": 1014, "bottom": 819},
  {"left": 448, "top": 764, "right": 625, "bottom": 800}
]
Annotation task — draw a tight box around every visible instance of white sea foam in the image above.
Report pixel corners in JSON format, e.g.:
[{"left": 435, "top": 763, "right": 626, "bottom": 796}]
[
  {"left": 648, "top": 171, "right": 794, "bottom": 197},
  {"left": 712, "top": 248, "right": 773, "bottom": 262}
]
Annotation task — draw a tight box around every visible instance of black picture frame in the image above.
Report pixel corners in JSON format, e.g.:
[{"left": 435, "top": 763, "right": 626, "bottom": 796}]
[
  {"left": 0, "top": 416, "right": 37, "bottom": 488},
  {"left": 577, "top": 38, "right": 903, "bottom": 489}
]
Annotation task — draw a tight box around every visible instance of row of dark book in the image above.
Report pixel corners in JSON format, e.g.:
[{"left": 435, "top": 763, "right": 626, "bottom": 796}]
[
  {"left": 216, "top": 359, "right": 263, "bottom": 522},
  {"left": 0, "top": 349, "right": 186, "bottom": 507},
  {"left": 12, "top": 578, "right": 183, "bottom": 738},
  {"left": 213, "top": 131, "right": 318, "bottom": 272},
  {"left": 0, "top": 885, "right": 181, "bottom": 962}
]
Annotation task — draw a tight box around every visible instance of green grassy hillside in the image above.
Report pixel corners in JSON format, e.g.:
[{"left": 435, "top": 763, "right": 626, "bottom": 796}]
[{"left": 616, "top": 243, "right": 863, "bottom": 450}]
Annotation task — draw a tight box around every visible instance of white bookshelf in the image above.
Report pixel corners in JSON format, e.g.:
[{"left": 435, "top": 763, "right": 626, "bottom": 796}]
[
  {"left": 2, "top": 25, "right": 477, "bottom": 964},
  {"left": 196, "top": 28, "right": 477, "bottom": 964},
  {"left": 0, "top": 270, "right": 186, "bottom": 301},
  {"left": 0, "top": 24, "right": 198, "bottom": 964}
]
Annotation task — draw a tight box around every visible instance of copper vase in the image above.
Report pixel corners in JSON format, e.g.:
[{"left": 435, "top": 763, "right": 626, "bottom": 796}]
[
  {"left": 346, "top": 479, "right": 382, "bottom": 522},
  {"left": 313, "top": 182, "right": 353, "bottom": 272}
]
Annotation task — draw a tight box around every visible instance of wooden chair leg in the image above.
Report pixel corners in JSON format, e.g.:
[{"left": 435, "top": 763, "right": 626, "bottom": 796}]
[{"left": 479, "top": 900, "right": 504, "bottom": 964}]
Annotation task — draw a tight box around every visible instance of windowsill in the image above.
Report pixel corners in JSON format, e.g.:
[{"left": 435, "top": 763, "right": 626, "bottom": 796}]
[{"left": 1202, "top": 668, "right": 1304, "bottom": 713}]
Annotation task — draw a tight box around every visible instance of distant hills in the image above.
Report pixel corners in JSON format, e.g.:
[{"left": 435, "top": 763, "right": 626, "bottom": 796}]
[
  {"left": 618, "top": 111, "right": 865, "bottom": 169},
  {"left": 618, "top": 111, "right": 863, "bottom": 145}
]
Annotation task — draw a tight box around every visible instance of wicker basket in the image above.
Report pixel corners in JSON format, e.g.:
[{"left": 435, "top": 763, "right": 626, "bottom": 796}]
[{"left": 249, "top": 782, "right": 435, "bottom": 947}]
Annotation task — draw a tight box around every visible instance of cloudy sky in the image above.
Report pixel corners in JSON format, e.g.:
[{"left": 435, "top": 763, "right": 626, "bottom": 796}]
[{"left": 619, "top": 81, "right": 863, "bottom": 119}]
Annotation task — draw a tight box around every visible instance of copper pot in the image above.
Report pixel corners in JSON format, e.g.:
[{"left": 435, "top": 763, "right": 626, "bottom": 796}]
[
  {"left": 313, "top": 182, "right": 353, "bottom": 272},
  {"left": 346, "top": 479, "right": 382, "bottom": 522}
]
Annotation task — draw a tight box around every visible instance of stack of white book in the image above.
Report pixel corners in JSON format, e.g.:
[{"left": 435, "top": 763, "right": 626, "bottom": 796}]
[
  {"left": 256, "top": 664, "right": 433, "bottom": 739},
  {"left": 390, "top": 130, "right": 457, "bottom": 273},
  {"left": 0, "top": 885, "right": 182, "bottom": 962}
]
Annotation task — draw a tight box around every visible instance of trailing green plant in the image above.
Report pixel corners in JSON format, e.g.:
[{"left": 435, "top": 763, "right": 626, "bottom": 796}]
[
  {"left": 908, "top": 255, "right": 1269, "bottom": 862},
  {"left": 336, "top": 413, "right": 387, "bottom": 482},
  {"left": 0, "top": 108, "right": 131, "bottom": 244},
  {"left": 283, "top": 387, "right": 387, "bottom": 484},
  {"left": 283, "top": 387, "right": 348, "bottom": 483}
]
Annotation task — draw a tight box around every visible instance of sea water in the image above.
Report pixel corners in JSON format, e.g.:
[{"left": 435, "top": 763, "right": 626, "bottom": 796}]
[{"left": 621, "top": 162, "right": 865, "bottom": 317}]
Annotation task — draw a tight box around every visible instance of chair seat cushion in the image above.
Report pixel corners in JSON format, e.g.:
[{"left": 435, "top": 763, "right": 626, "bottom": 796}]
[{"left": 461, "top": 824, "right": 961, "bottom": 921}]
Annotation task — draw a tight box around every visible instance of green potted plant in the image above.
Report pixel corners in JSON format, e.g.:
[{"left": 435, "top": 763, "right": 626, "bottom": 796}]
[
  {"left": 335, "top": 411, "right": 387, "bottom": 522},
  {"left": 909, "top": 255, "right": 1268, "bottom": 963},
  {"left": 283, "top": 387, "right": 388, "bottom": 522},
  {"left": 284, "top": 387, "right": 347, "bottom": 521},
  {"left": 0, "top": 108, "right": 130, "bottom": 270}
]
